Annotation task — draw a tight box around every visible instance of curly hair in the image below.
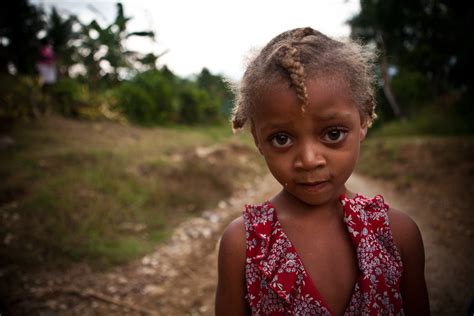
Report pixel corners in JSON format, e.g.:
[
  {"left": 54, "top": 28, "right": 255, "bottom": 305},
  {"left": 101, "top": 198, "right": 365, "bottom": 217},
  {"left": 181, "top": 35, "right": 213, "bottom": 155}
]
[{"left": 231, "top": 27, "right": 377, "bottom": 131}]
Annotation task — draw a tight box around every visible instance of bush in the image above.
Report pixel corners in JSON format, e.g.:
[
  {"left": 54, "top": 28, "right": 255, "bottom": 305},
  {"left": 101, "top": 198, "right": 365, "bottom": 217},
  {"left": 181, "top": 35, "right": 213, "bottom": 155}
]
[
  {"left": 0, "top": 74, "right": 42, "bottom": 119},
  {"left": 113, "top": 83, "right": 158, "bottom": 125},
  {"left": 390, "top": 69, "right": 434, "bottom": 116},
  {"left": 113, "top": 69, "right": 225, "bottom": 125},
  {"left": 178, "top": 84, "right": 220, "bottom": 124},
  {"left": 113, "top": 70, "right": 178, "bottom": 125},
  {"left": 50, "top": 78, "right": 87, "bottom": 117},
  {"left": 374, "top": 100, "right": 474, "bottom": 136}
]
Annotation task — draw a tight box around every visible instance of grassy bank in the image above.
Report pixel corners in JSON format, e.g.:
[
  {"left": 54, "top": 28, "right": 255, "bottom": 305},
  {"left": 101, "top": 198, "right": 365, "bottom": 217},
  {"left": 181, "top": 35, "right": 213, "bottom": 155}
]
[
  {"left": 357, "top": 135, "right": 474, "bottom": 191},
  {"left": 0, "top": 116, "right": 264, "bottom": 270}
]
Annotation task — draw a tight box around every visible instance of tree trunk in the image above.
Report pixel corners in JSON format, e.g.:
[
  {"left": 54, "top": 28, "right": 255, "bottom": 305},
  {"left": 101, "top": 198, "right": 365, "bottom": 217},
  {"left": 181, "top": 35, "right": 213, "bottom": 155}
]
[{"left": 377, "top": 32, "right": 403, "bottom": 118}]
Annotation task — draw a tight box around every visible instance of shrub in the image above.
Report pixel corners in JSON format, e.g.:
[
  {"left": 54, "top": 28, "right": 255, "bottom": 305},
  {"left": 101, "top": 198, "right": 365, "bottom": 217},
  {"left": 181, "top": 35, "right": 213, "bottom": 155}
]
[
  {"left": 113, "top": 69, "right": 224, "bottom": 125},
  {"left": 112, "top": 83, "right": 157, "bottom": 125},
  {"left": 50, "top": 78, "right": 87, "bottom": 117},
  {"left": 113, "top": 70, "right": 178, "bottom": 125},
  {"left": 178, "top": 84, "right": 218, "bottom": 124},
  {"left": 0, "top": 74, "right": 42, "bottom": 119},
  {"left": 391, "top": 69, "right": 434, "bottom": 116}
]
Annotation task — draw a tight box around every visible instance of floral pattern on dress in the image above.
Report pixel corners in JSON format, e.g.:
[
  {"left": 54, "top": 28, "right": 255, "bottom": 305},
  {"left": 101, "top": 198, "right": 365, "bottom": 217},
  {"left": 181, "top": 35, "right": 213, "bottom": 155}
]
[{"left": 242, "top": 193, "right": 404, "bottom": 316}]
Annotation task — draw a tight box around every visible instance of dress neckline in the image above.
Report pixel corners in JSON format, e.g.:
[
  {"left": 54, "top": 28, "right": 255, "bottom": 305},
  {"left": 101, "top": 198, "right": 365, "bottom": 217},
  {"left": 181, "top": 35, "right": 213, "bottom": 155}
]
[{"left": 263, "top": 198, "right": 362, "bottom": 315}]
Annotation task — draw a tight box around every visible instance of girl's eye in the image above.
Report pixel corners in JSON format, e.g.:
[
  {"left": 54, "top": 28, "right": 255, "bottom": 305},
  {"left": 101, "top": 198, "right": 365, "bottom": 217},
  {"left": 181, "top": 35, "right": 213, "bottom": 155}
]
[
  {"left": 322, "top": 129, "right": 348, "bottom": 143},
  {"left": 270, "top": 133, "right": 292, "bottom": 148}
]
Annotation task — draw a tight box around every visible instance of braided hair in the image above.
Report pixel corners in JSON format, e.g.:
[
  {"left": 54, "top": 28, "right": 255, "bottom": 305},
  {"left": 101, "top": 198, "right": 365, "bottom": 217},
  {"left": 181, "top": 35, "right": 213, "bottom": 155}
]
[{"left": 231, "top": 27, "right": 377, "bottom": 131}]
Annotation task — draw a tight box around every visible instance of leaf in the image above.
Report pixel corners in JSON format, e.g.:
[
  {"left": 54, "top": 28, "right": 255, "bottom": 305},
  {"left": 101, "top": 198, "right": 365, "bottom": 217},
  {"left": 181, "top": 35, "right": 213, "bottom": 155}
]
[{"left": 126, "top": 31, "right": 155, "bottom": 39}]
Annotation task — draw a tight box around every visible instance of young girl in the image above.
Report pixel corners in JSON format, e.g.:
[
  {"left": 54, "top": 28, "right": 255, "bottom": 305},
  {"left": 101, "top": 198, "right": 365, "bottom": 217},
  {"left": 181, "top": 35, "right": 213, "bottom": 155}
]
[{"left": 215, "top": 27, "right": 430, "bottom": 315}]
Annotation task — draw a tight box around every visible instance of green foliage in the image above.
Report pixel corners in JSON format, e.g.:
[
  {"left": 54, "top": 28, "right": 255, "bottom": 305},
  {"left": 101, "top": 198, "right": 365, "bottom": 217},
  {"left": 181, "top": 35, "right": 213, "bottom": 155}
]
[
  {"left": 350, "top": 0, "right": 473, "bottom": 93},
  {"left": 197, "top": 68, "right": 234, "bottom": 117},
  {"left": 178, "top": 83, "right": 217, "bottom": 124},
  {"left": 374, "top": 102, "right": 474, "bottom": 136},
  {"left": 112, "top": 68, "right": 230, "bottom": 125},
  {"left": 50, "top": 78, "right": 86, "bottom": 117},
  {"left": 113, "top": 70, "right": 176, "bottom": 125},
  {"left": 390, "top": 69, "right": 434, "bottom": 116},
  {"left": 357, "top": 138, "right": 401, "bottom": 179},
  {"left": 0, "top": 74, "right": 42, "bottom": 118},
  {"left": 133, "top": 70, "right": 176, "bottom": 120},
  {"left": 349, "top": 0, "right": 474, "bottom": 134},
  {"left": 113, "top": 82, "right": 159, "bottom": 125},
  {"left": 0, "top": 0, "right": 45, "bottom": 74},
  {"left": 78, "top": 3, "right": 156, "bottom": 85},
  {"left": 47, "top": 8, "right": 80, "bottom": 77},
  {"left": 0, "top": 1, "right": 234, "bottom": 127}
]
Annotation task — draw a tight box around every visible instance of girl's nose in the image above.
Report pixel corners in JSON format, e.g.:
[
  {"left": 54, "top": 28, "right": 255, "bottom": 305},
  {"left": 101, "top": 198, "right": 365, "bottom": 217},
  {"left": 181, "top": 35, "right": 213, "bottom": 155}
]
[{"left": 294, "top": 143, "right": 327, "bottom": 170}]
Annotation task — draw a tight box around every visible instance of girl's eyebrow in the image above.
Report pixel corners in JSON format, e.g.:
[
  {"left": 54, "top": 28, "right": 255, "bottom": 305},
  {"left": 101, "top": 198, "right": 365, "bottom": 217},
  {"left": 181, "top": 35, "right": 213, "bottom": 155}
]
[
  {"left": 260, "top": 122, "right": 292, "bottom": 131},
  {"left": 315, "top": 112, "right": 353, "bottom": 121},
  {"left": 259, "top": 112, "right": 354, "bottom": 130}
]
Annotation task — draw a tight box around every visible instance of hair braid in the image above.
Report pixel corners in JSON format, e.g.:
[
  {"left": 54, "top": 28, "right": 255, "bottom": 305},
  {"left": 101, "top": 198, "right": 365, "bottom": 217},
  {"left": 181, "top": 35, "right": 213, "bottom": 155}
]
[
  {"left": 277, "top": 45, "right": 309, "bottom": 111},
  {"left": 294, "top": 27, "right": 315, "bottom": 40},
  {"left": 231, "top": 27, "right": 378, "bottom": 131},
  {"left": 365, "top": 95, "right": 377, "bottom": 126},
  {"left": 231, "top": 98, "right": 248, "bottom": 130}
]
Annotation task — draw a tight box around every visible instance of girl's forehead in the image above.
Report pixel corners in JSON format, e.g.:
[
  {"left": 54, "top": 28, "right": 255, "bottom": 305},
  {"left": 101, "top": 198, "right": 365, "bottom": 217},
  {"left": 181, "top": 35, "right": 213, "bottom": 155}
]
[
  {"left": 251, "top": 77, "right": 360, "bottom": 126},
  {"left": 258, "top": 78, "right": 355, "bottom": 108}
]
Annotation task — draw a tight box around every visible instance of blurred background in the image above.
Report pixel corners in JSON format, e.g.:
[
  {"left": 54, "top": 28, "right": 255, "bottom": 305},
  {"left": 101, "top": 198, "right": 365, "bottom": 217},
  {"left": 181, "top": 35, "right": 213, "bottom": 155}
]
[{"left": 0, "top": 0, "right": 472, "bottom": 315}]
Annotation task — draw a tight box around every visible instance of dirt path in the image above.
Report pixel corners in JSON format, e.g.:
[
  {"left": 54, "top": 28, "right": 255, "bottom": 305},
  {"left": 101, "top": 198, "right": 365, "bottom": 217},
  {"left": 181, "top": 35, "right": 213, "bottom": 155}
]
[
  {"left": 347, "top": 173, "right": 473, "bottom": 316},
  {"left": 9, "top": 172, "right": 473, "bottom": 315}
]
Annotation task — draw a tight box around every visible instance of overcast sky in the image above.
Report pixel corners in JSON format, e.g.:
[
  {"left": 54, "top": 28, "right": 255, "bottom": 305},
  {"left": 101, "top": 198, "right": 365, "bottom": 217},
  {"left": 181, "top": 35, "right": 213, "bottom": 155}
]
[{"left": 34, "top": 0, "right": 361, "bottom": 80}]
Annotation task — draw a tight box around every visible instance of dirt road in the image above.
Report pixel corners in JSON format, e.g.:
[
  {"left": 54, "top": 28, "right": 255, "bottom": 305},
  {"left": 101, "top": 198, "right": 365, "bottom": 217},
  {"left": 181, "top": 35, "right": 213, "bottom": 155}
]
[{"left": 9, "top": 172, "right": 473, "bottom": 315}]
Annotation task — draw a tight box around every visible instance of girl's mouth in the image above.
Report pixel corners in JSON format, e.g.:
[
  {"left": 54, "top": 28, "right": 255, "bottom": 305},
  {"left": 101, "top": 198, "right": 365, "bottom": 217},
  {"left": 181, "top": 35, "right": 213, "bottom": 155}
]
[{"left": 297, "top": 180, "right": 329, "bottom": 192}]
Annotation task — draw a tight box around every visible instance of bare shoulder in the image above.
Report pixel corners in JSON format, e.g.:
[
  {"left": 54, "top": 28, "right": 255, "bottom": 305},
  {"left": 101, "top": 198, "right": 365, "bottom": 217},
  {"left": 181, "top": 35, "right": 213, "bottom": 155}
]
[
  {"left": 386, "top": 207, "right": 431, "bottom": 315},
  {"left": 215, "top": 216, "right": 250, "bottom": 315},
  {"left": 219, "top": 216, "right": 246, "bottom": 259},
  {"left": 218, "top": 215, "right": 247, "bottom": 273},
  {"left": 385, "top": 207, "right": 423, "bottom": 258}
]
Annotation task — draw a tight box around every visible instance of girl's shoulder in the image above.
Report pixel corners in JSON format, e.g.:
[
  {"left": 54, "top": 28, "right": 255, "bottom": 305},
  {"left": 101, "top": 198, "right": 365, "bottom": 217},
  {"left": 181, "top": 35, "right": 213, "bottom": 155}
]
[
  {"left": 342, "top": 193, "right": 424, "bottom": 259},
  {"left": 362, "top": 193, "right": 425, "bottom": 261},
  {"left": 220, "top": 215, "right": 246, "bottom": 253},
  {"left": 386, "top": 206, "right": 424, "bottom": 261},
  {"left": 385, "top": 206, "right": 430, "bottom": 314},
  {"left": 216, "top": 216, "right": 250, "bottom": 314},
  {"left": 220, "top": 200, "right": 274, "bottom": 250}
]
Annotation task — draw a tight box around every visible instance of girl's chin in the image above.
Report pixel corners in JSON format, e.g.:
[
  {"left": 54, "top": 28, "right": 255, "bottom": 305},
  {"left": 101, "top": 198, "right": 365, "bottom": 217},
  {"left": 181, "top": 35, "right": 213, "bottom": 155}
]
[{"left": 281, "top": 186, "right": 338, "bottom": 207}]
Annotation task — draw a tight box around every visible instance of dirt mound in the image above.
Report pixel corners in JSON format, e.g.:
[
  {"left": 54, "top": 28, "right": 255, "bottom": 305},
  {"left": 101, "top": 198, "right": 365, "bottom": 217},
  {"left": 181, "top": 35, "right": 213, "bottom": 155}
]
[{"left": 4, "top": 174, "right": 280, "bottom": 315}]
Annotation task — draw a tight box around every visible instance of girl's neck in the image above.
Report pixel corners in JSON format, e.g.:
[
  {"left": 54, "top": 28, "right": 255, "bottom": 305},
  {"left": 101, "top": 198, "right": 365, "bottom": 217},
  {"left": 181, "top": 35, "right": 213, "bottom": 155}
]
[{"left": 271, "top": 186, "right": 355, "bottom": 222}]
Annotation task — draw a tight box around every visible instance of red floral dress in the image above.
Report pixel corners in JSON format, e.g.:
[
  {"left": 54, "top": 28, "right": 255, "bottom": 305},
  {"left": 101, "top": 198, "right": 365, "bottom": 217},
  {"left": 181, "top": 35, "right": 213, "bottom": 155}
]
[{"left": 243, "top": 193, "right": 404, "bottom": 315}]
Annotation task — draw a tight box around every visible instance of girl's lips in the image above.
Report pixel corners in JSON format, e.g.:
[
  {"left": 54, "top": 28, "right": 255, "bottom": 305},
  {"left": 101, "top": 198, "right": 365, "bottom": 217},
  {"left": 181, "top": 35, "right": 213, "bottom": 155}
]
[{"left": 297, "top": 180, "right": 329, "bottom": 192}]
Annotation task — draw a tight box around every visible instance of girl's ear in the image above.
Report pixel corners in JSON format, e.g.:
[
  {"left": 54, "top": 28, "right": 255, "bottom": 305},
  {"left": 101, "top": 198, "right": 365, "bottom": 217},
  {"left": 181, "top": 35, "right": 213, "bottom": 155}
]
[{"left": 250, "top": 121, "right": 264, "bottom": 155}]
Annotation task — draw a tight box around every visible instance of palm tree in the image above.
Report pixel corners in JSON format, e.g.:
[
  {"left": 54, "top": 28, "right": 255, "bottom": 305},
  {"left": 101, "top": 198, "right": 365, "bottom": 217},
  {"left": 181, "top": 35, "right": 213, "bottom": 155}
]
[{"left": 79, "top": 3, "right": 157, "bottom": 86}]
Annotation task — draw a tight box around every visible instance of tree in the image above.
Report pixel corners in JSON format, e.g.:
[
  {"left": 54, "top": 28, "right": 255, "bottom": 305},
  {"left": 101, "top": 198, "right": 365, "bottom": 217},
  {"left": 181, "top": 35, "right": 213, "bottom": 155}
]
[
  {"left": 46, "top": 7, "right": 80, "bottom": 78},
  {"left": 0, "top": 0, "right": 44, "bottom": 74},
  {"left": 79, "top": 3, "right": 157, "bottom": 86},
  {"left": 349, "top": 0, "right": 474, "bottom": 116},
  {"left": 196, "top": 68, "right": 234, "bottom": 117}
]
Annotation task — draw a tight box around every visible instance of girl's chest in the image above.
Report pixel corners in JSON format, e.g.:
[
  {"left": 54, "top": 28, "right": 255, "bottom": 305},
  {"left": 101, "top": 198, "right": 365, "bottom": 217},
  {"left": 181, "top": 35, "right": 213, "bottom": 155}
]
[{"left": 283, "top": 222, "right": 360, "bottom": 316}]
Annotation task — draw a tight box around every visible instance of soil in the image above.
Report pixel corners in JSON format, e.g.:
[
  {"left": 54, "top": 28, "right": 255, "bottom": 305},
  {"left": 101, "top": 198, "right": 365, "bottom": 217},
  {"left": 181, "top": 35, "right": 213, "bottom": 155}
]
[{"left": 2, "top": 140, "right": 474, "bottom": 316}]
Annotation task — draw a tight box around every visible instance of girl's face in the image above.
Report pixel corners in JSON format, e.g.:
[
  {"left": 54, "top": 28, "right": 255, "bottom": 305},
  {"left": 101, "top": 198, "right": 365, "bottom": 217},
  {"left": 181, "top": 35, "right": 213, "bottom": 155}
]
[{"left": 251, "top": 78, "right": 368, "bottom": 207}]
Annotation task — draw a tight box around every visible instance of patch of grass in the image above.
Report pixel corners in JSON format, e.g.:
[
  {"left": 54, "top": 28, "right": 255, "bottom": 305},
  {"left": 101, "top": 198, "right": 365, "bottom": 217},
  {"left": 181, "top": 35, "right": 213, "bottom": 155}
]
[
  {"left": 357, "top": 136, "right": 474, "bottom": 190},
  {"left": 357, "top": 138, "right": 402, "bottom": 179},
  {"left": 75, "top": 235, "right": 155, "bottom": 267},
  {"left": 374, "top": 103, "right": 474, "bottom": 137},
  {"left": 0, "top": 116, "right": 264, "bottom": 270}
]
